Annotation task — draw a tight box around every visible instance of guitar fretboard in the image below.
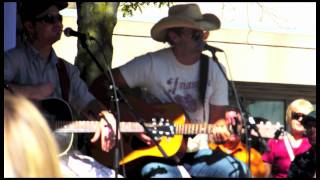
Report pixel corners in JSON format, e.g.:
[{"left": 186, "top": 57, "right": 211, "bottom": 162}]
[
  {"left": 52, "top": 121, "right": 146, "bottom": 133},
  {"left": 52, "top": 120, "right": 282, "bottom": 139},
  {"left": 52, "top": 121, "right": 218, "bottom": 135},
  {"left": 175, "top": 123, "right": 217, "bottom": 134}
]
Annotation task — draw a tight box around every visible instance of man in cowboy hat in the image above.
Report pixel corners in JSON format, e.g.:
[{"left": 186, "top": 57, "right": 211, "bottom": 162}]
[
  {"left": 4, "top": 1, "right": 121, "bottom": 177},
  {"left": 110, "top": 3, "right": 248, "bottom": 178}
]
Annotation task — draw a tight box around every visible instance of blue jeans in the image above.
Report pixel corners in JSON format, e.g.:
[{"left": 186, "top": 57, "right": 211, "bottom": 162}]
[{"left": 141, "top": 148, "right": 249, "bottom": 178}]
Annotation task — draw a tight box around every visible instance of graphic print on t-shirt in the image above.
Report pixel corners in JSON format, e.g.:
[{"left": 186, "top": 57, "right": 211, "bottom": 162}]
[{"left": 166, "top": 77, "right": 199, "bottom": 113}]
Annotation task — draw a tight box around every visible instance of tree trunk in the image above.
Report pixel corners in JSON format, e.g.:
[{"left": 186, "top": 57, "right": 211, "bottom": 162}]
[{"left": 75, "top": 2, "right": 119, "bottom": 86}]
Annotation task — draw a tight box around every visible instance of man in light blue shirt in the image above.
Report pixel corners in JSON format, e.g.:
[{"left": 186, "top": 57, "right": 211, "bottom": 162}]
[{"left": 4, "top": 1, "right": 120, "bottom": 177}]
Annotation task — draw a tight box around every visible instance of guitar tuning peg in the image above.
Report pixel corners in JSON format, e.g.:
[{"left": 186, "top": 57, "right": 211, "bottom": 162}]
[
  {"left": 159, "top": 120, "right": 163, "bottom": 126},
  {"left": 266, "top": 121, "right": 271, "bottom": 126},
  {"left": 152, "top": 118, "right": 157, "bottom": 125},
  {"left": 165, "top": 120, "right": 170, "bottom": 126},
  {"left": 170, "top": 126, "right": 175, "bottom": 134},
  {"left": 153, "top": 126, "right": 157, "bottom": 131}
]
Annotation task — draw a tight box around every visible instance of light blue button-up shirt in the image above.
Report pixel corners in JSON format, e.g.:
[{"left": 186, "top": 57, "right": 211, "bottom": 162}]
[{"left": 4, "top": 41, "right": 95, "bottom": 113}]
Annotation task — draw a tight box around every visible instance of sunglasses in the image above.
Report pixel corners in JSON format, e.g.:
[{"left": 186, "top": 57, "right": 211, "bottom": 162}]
[
  {"left": 291, "top": 112, "right": 306, "bottom": 120},
  {"left": 34, "top": 14, "right": 63, "bottom": 24},
  {"left": 191, "top": 30, "right": 204, "bottom": 42},
  {"left": 292, "top": 112, "right": 316, "bottom": 128},
  {"left": 178, "top": 28, "right": 204, "bottom": 42}
]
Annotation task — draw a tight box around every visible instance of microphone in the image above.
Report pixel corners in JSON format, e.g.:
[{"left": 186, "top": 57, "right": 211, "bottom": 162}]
[
  {"left": 274, "top": 127, "right": 284, "bottom": 140},
  {"left": 64, "top": 27, "right": 92, "bottom": 40},
  {"left": 260, "top": 136, "right": 270, "bottom": 152},
  {"left": 248, "top": 116, "right": 270, "bottom": 152},
  {"left": 204, "top": 43, "right": 224, "bottom": 52}
]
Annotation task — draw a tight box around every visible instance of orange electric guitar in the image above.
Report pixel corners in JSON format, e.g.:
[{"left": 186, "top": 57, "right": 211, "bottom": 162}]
[{"left": 117, "top": 106, "right": 285, "bottom": 166}]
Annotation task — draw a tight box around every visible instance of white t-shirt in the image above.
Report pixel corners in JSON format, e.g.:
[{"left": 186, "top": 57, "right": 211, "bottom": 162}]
[{"left": 119, "top": 47, "right": 228, "bottom": 123}]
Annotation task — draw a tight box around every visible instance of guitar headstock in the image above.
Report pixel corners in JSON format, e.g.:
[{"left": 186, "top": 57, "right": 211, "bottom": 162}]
[
  {"left": 148, "top": 118, "right": 175, "bottom": 140},
  {"left": 252, "top": 121, "right": 284, "bottom": 139}
]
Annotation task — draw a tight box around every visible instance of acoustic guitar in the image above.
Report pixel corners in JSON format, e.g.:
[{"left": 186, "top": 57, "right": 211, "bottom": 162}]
[{"left": 88, "top": 76, "right": 285, "bottom": 171}]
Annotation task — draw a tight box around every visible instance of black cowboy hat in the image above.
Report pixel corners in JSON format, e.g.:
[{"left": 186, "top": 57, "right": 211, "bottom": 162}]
[
  {"left": 19, "top": 1, "right": 68, "bottom": 22},
  {"left": 301, "top": 110, "right": 316, "bottom": 127}
]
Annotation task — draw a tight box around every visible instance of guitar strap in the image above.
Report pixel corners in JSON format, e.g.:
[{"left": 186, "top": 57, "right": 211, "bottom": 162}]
[
  {"left": 199, "top": 54, "right": 209, "bottom": 105},
  {"left": 177, "top": 165, "right": 191, "bottom": 178},
  {"left": 56, "top": 58, "right": 70, "bottom": 102},
  {"left": 199, "top": 54, "right": 209, "bottom": 121},
  {"left": 283, "top": 132, "right": 295, "bottom": 161}
]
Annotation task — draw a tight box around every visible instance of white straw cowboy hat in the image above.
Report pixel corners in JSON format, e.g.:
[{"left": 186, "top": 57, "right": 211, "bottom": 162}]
[{"left": 151, "top": 3, "right": 221, "bottom": 42}]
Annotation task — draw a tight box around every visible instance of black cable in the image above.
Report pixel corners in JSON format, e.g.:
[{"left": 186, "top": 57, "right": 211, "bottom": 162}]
[{"left": 112, "top": 33, "right": 316, "bottom": 50}]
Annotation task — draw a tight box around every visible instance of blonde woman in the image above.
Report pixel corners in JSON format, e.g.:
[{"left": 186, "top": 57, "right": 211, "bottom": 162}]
[
  {"left": 4, "top": 93, "right": 62, "bottom": 177},
  {"left": 262, "top": 98, "right": 314, "bottom": 178}
]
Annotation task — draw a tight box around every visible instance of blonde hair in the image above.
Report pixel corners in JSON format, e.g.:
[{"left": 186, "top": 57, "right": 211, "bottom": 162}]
[
  {"left": 4, "top": 93, "right": 62, "bottom": 177},
  {"left": 286, "top": 98, "right": 314, "bottom": 123}
]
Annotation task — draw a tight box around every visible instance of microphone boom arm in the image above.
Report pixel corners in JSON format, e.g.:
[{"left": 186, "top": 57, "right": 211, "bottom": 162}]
[{"left": 205, "top": 45, "right": 252, "bottom": 178}]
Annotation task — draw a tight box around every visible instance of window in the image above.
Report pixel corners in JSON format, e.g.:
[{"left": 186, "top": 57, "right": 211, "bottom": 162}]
[
  {"left": 247, "top": 100, "right": 284, "bottom": 124},
  {"left": 229, "top": 81, "right": 316, "bottom": 130}
]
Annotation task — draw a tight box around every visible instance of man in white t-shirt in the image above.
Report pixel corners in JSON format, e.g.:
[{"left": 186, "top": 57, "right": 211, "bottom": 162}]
[{"left": 111, "top": 3, "right": 248, "bottom": 178}]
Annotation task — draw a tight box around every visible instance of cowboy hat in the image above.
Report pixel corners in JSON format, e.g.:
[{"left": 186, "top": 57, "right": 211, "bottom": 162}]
[
  {"left": 151, "top": 3, "right": 221, "bottom": 42},
  {"left": 302, "top": 110, "right": 316, "bottom": 126}
]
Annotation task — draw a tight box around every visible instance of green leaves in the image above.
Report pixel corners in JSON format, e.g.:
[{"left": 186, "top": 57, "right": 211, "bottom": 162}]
[{"left": 119, "top": 2, "right": 173, "bottom": 17}]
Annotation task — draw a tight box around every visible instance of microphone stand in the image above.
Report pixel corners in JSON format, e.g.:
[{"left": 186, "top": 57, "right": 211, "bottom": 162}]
[
  {"left": 78, "top": 36, "right": 105, "bottom": 74},
  {"left": 78, "top": 37, "right": 169, "bottom": 178},
  {"left": 78, "top": 37, "right": 124, "bottom": 176},
  {"left": 205, "top": 48, "right": 252, "bottom": 178}
]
